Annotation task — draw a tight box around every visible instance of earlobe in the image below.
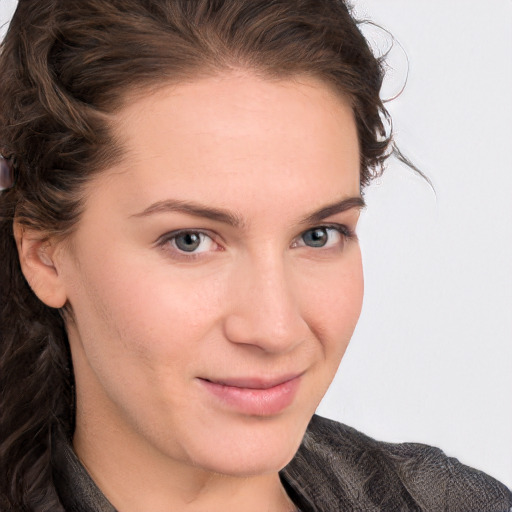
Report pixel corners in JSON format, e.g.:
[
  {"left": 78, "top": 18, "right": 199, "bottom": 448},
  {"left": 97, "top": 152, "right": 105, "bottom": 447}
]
[{"left": 13, "top": 223, "right": 68, "bottom": 309}]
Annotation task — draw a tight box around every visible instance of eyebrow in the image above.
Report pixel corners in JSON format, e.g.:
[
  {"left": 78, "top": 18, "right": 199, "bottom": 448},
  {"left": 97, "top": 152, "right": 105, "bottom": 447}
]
[
  {"left": 131, "top": 199, "right": 246, "bottom": 228},
  {"left": 131, "top": 196, "right": 365, "bottom": 228},
  {"left": 299, "top": 196, "right": 366, "bottom": 225}
]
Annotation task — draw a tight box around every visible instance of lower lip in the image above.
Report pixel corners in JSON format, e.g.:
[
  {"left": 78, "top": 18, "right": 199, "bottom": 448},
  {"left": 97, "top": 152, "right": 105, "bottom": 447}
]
[{"left": 198, "top": 377, "right": 301, "bottom": 416}]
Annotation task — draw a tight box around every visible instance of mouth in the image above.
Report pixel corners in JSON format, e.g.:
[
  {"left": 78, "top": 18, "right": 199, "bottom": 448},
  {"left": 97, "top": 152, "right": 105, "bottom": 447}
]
[
  {"left": 202, "top": 374, "right": 302, "bottom": 390},
  {"left": 197, "top": 373, "right": 303, "bottom": 416}
]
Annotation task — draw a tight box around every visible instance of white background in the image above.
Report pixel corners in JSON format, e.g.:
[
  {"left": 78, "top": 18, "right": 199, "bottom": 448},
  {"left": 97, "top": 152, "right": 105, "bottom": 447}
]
[
  {"left": 317, "top": 0, "right": 512, "bottom": 489},
  {"left": 2, "top": 0, "right": 511, "bottom": 489}
]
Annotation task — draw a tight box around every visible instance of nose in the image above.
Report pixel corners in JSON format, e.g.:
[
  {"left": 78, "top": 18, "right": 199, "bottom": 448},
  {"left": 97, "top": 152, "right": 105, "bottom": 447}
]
[{"left": 223, "top": 249, "right": 308, "bottom": 354}]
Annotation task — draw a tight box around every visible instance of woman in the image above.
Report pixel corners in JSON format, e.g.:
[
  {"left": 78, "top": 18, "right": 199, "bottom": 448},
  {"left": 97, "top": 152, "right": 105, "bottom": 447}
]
[{"left": 0, "top": 1, "right": 510, "bottom": 511}]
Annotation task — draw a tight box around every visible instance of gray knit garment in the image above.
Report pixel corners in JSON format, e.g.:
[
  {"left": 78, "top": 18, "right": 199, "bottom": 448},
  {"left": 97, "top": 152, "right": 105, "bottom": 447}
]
[
  {"left": 281, "top": 415, "right": 512, "bottom": 511},
  {"left": 52, "top": 415, "right": 512, "bottom": 511}
]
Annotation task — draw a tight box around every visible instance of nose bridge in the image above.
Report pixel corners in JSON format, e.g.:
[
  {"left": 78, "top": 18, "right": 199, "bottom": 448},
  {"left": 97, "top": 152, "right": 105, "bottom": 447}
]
[{"left": 224, "top": 245, "right": 305, "bottom": 352}]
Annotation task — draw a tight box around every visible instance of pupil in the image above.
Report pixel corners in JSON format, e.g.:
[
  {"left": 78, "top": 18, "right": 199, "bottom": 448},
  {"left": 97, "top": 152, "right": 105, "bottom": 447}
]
[
  {"left": 303, "top": 228, "right": 327, "bottom": 247},
  {"left": 176, "top": 233, "right": 201, "bottom": 252}
]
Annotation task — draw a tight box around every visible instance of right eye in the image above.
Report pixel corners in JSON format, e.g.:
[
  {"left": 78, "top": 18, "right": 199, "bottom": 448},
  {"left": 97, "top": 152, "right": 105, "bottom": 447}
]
[
  {"left": 301, "top": 227, "right": 332, "bottom": 248},
  {"left": 160, "top": 230, "right": 219, "bottom": 255}
]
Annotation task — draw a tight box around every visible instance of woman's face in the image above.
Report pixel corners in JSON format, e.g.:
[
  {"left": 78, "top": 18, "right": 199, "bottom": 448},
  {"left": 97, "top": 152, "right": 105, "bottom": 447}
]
[{"left": 59, "top": 72, "right": 364, "bottom": 476}]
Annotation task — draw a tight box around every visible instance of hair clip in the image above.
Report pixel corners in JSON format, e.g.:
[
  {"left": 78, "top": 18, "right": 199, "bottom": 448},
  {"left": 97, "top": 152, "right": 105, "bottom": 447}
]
[{"left": 0, "top": 155, "right": 15, "bottom": 191}]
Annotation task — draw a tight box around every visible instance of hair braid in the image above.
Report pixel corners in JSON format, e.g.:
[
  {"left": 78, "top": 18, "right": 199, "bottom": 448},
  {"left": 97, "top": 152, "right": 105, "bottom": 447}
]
[{"left": 0, "top": 207, "right": 71, "bottom": 509}]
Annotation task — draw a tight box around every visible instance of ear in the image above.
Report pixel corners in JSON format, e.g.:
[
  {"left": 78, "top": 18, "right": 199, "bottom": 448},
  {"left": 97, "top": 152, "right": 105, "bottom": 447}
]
[{"left": 13, "top": 223, "right": 68, "bottom": 309}]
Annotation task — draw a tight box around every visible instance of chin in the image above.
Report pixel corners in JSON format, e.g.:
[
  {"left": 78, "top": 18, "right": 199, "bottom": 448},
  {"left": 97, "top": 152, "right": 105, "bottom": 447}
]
[
  {"left": 175, "top": 410, "right": 312, "bottom": 477},
  {"left": 195, "top": 440, "right": 302, "bottom": 477}
]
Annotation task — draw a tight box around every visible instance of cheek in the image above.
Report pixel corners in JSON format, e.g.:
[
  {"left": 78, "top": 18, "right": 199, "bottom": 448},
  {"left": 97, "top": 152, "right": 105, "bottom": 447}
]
[
  {"left": 67, "top": 242, "right": 231, "bottom": 380},
  {"left": 65, "top": 250, "right": 225, "bottom": 438},
  {"left": 74, "top": 261, "right": 218, "bottom": 367},
  {"left": 299, "top": 248, "right": 364, "bottom": 357}
]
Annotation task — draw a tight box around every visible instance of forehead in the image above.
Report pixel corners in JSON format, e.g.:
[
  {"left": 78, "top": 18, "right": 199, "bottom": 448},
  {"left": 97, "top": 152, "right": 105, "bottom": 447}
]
[{"left": 91, "top": 72, "right": 360, "bottom": 220}]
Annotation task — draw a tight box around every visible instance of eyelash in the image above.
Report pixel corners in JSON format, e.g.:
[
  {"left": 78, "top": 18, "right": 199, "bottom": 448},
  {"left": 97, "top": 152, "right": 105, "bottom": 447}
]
[{"left": 156, "top": 224, "right": 357, "bottom": 260}]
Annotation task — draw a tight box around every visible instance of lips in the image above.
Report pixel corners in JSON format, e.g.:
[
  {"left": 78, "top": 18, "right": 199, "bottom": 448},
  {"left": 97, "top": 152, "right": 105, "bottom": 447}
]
[
  {"left": 204, "top": 374, "right": 300, "bottom": 390},
  {"left": 198, "top": 373, "right": 302, "bottom": 416}
]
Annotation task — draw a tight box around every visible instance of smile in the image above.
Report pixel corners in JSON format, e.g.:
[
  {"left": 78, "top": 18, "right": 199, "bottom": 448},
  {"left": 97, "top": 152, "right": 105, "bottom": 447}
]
[{"left": 198, "top": 374, "right": 302, "bottom": 416}]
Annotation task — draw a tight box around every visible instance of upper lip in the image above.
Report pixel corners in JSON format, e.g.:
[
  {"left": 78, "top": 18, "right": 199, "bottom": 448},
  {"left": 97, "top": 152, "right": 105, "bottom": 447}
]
[{"left": 200, "top": 373, "right": 303, "bottom": 390}]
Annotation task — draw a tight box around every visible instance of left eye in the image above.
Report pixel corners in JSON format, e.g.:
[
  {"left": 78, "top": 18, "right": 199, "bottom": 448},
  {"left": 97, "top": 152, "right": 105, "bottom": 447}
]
[
  {"left": 168, "top": 231, "right": 217, "bottom": 253},
  {"left": 295, "top": 227, "right": 345, "bottom": 249}
]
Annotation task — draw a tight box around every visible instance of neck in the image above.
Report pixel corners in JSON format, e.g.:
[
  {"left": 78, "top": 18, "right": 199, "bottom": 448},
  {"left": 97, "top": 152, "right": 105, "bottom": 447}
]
[{"left": 73, "top": 411, "right": 297, "bottom": 512}]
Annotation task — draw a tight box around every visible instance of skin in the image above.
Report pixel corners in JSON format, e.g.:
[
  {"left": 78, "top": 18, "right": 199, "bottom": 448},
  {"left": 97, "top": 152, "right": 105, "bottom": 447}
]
[{"left": 17, "top": 72, "right": 364, "bottom": 512}]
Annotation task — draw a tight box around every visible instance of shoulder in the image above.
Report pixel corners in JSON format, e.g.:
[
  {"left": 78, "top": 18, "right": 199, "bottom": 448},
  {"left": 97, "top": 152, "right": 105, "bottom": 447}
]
[{"left": 281, "top": 415, "right": 512, "bottom": 512}]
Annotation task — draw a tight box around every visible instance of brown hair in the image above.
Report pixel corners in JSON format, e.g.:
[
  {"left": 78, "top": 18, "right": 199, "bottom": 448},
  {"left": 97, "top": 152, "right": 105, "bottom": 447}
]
[{"left": 1, "top": 0, "right": 399, "bottom": 508}]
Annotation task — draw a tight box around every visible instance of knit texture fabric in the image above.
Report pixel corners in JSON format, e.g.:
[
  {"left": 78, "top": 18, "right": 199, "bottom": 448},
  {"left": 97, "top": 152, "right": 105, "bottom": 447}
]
[{"left": 281, "top": 415, "right": 512, "bottom": 511}]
